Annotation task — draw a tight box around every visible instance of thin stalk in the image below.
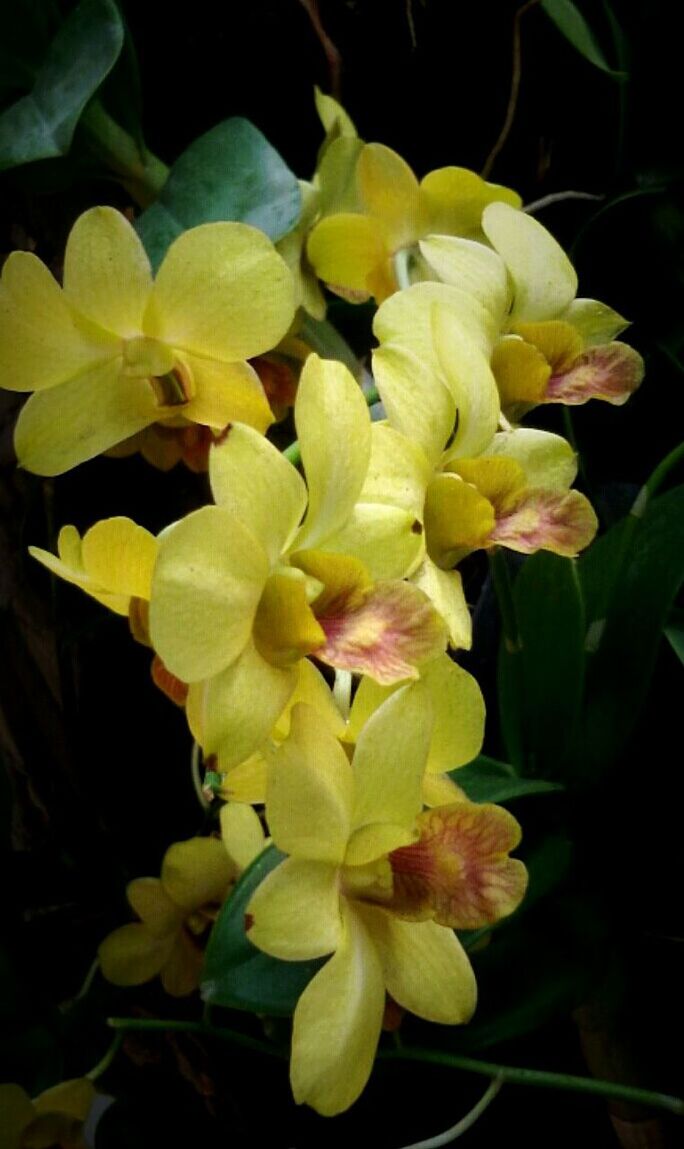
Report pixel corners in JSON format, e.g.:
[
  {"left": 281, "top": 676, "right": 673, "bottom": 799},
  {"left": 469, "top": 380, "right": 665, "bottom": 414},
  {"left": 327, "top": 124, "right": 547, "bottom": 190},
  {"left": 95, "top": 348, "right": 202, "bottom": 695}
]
[
  {"left": 79, "top": 101, "right": 169, "bottom": 207},
  {"left": 107, "top": 1016, "right": 287, "bottom": 1059},
  {"left": 400, "top": 1076, "right": 503, "bottom": 1148},
  {"left": 86, "top": 1032, "right": 124, "bottom": 1081},
  {"left": 524, "top": 191, "right": 604, "bottom": 214}
]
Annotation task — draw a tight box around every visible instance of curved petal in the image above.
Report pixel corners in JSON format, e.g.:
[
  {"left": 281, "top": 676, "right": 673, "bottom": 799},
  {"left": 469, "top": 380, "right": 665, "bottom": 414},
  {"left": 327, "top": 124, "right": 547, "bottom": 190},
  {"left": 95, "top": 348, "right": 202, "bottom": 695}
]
[
  {"left": 420, "top": 166, "right": 522, "bottom": 235},
  {"left": 145, "top": 222, "right": 295, "bottom": 362},
  {"left": 357, "top": 143, "right": 422, "bottom": 249},
  {"left": 482, "top": 428, "right": 577, "bottom": 491},
  {"left": 482, "top": 202, "right": 578, "bottom": 322},
  {"left": 98, "top": 923, "right": 173, "bottom": 986},
  {"left": 361, "top": 907, "right": 477, "bottom": 1024},
  {"left": 14, "top": 359, "right": 157, "bottom": 476},
  {"left": 248, "top": 857, "right": 342, "bottom": 960},
  {"left": 432, "top": 304, "right": 501, "bottom": 460},
  {"left": 32, "top": 1079, "right": 95, "bottom": 1121},
  {"left": 80, "top": 517, "right": 157, "bottom": 599},
  {"left": 186, "top": 642, "right": 297, "bottom": 768},
  {"left": 560, "top": 297, "right": 629, "bottom": 346},
  {"left": 272, "top": 655, "right": 346, "bottom": 741},
  {"left": 219, "top": 802, "right": 266, "bottom": 871},
  {"left": 63, "top": 206, "right": 152, "bottom": 337},
  {"left": 322, "top": 503, "right": 424, "bottom": 580},
  {"left": 161, "top": 837, "right": 236, "bottom": 910},
  {"left": 253, "top": 569, "right": 325, "bottom": 666},
  {"left": 490, "top": 488, "right": 598, "bottom": 556},
  {"left": 0, "top": 1084, "right": 34, "bottom": 1146},
  {"left": 268, "top": 703, "right": 354, "bottom": 862},
  {"left": 360, "top": 422, "right": 432, "bottom": 517},
  {"left": 209, "top": 422, "right": 307, "bottom": 562},
  {"left": 29, "top": 531, "right": 131, "bottom": 617},
  {"left": 182, "top": 355, "right": 274, "bottom": 432},
  {"left": 127, "top": 878, "right": 183, "bottom": 935},
  {"left": 373, "top": 280, "right": 495, "bottom": 360},
  {"left": 290, "top": 903, "right": 385, "bottom": 1116},
  {"left": 351, "top": 683, "right": 431, "bottom": 839},
  {"left": 418, "top": 235, "right": 510, "bottom": 323},
  {"left": 411, "top": 558, "right": 472, "bottom": 649},
  {"left": 419, "top": 655, "right": 485, "bottom": 772},
  {"left": 293, "top": 354, "right": 371, "bottom": 550},
  {"left": 491, "top": 335, "right": 551, "bottom": 406},
  {"left": 424, "top": 473, "right": 494, "bottom": 564},
  {"left": 150, "top": 506, "right": 269, "bottom": 682},
  {"left": 0, "top": 251, "right": 115, "bottom": 392},
  {"left": 306, "top": 213, "right": 387, "bottom": 295},
  {"left": 160, "top": 931, "right": 204, "bottom": 997},
  {"left": 372, "top": 343, "right": 455, "bottom": 467},
  {"left": 546, "top": 343, "right": 644, "bottom": 406},
  {"left": 218, "top": 753, "right": 269, "bottom": 804}
]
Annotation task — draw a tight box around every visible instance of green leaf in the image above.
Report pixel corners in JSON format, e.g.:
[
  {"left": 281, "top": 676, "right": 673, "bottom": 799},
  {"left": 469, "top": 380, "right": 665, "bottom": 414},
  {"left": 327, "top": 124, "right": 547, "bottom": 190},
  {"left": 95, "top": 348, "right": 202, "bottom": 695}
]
[
  {"left": 665, "top": 606, "right": 684, "bottom": 666},
  {"left": 498, "top": 552, "right": 586, "bottom": 779},
  {"left": 541, "top": 0, "right": 627, "bottom": 78},
  {"left": 452, "top": 755, "right": 564, "bottom": 804},
  {"left": 576, "top": 485, "right": 684, "bottom": 774},
  {"left": 136, "top": 118, "right": 301, "bottom": 270},
  {"left": 0, "top": 0, "right": 124, "bottom": 172},
  {"left": 201, "top": 846, "right": 322, "bottom": 1016}
]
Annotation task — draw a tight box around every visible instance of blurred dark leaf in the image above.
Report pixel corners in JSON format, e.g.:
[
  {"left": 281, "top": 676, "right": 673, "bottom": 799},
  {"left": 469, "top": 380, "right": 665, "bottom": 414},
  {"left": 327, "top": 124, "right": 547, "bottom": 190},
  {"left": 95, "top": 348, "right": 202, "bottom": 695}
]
[
  {"left": 665, "top": 605, "right": 684, "bottom": 665},
  {"left": 452, "top": 755, "right": 564, "bottom": 803},
  {"left": 540, "top": 0, "right": 626, "bottom": 78}
]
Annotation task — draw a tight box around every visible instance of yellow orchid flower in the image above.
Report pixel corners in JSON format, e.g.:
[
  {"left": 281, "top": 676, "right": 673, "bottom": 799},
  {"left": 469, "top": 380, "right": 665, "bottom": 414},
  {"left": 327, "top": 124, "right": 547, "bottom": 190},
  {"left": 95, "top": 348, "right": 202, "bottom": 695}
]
[
  {"left": 0, "top": 206, "right": 295, "bottom": 475},
  {"left": 246, "top": 693, "right": 527, "bottom": 1115},
  {"left": 150, "top": 353, "right": 445, "bottom": 770},
  {"left": 307, "top": 141, "right": 521, "bottom": 303},
  {"left": 0, "top": 1079, "right": 95, "bottom": 1149},
  {"left": 99, "top": 805, "right": 265, "bottom": 996}
]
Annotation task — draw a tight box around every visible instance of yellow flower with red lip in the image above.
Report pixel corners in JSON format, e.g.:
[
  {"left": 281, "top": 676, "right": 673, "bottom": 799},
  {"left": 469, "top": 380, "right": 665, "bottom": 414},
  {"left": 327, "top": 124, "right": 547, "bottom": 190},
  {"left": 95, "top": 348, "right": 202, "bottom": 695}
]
[
  {"left": 0, "top": 1079, "right": 95, "bottom": 1149},
  {"left": 0, "top": 206, "right": 295, "bottom": 475},
  {"left": 246, "top": 692, "right": 527, "bottom": 1115},
  {"left": 99, "top": 805, "right": 265, "bottom": 996},
  {"left": 307, "top": 142, "right": 521, "bottom": 303}
]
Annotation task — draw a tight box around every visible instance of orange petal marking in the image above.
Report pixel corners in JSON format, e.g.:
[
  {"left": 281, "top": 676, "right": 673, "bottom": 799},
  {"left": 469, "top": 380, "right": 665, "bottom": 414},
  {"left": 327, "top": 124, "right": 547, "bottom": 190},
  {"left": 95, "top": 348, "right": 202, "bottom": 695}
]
[
  {"left": 314, "top": 580, "right": 447, "bottom": 685},
  {"left": 129, "top": 596, "right": 151, "bottom": 646},
  {"left": 489, "top": 488, "right": 598, "bottom": 556},
  {"left": 389, "top": 802, "right": 528, "bottom": 929},
  {"left": 151, "top": 655, "right": 189, "bottom": 706},
  {"left": 251, "top": 355, "right": 298, "bottom": 413},
  {"left": 545, "top": 342, "right": 644, "bottom": 406}
]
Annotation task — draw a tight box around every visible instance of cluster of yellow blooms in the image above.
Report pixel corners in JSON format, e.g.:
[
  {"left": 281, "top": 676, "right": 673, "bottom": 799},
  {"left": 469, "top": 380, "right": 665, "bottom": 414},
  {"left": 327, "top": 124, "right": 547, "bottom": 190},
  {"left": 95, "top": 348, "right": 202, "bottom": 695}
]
[{"left": 0, "top": 93, "right": 643, "bottom": 1119}]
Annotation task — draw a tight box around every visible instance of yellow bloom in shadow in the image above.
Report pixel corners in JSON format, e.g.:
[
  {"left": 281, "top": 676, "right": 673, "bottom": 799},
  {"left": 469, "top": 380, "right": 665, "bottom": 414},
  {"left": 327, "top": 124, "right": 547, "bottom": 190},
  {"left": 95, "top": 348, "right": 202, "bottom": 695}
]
[{"left": 0, "top": 1079, "right": 95, "bottom": 1149}]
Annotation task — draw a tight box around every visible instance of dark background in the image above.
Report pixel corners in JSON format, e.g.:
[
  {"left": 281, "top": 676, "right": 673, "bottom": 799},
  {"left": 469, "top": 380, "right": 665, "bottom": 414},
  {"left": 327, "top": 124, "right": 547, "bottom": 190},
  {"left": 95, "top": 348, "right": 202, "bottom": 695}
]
[{"left": 1, "top": 2, "right": 682, "bottom": 1146}]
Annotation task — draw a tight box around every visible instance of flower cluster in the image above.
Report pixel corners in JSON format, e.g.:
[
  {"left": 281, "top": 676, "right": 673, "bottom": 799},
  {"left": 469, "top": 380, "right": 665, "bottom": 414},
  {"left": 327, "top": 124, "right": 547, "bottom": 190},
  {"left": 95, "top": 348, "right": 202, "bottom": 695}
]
[{"left": 1, "top": 92, "right": 644, "bottom": 1116}]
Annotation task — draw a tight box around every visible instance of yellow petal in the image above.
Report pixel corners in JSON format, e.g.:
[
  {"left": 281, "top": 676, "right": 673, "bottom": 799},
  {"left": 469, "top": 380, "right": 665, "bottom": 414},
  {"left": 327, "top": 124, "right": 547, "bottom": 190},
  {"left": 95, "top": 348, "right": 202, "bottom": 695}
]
[
  {"left": 248, "top": 857, "right": 342, "bottom": 960},
  {"left": 482, "top": 428, "right": 577, "bottom": 492},
  {"left": 491, "top": 335, "right": 551, "bottom": 407},
  {"left": 306, "top": 213, "right": 388, "bottom": 295},
  {"left": 490, "top": 488, "right": 598, "bottom": 556},
  {"left": 374, "top": 280, "right": 495, "bottom": 360},
  {"left": 389, "top": 803, "right": 528, "bottom": 928},
  {"left": 419, "top": 654, "right": 485, "bottom": 772},
  {"left": 420, "top": 166, "right": 522, "bottom": 236},
  {"left": 314, "top": 87, "right": 357, "bottom": 137},
  {"left": 360, "top": 422, "right": 431, "bottom": 519},
  {"left": 272, "top": 656, "right": 346, "bottom": 741},
  {"left": 161, "top": 837, "right": 236, "bottom": 911},
  {"left": 411, "top": 558, "right": 472, "bottom": 649},
  {"left": 321, "top": 503, "right": 424, "bottom": 580},
  {"left": 0, "top": 1084, "right": 34, "bottom": 1149},
  {"left": 512, "top": 319, "right": 583, "bottom": 373},
  {"left": 14, "top": 359, "right": 157, "bottom": 476},
  {"left": 351, "top": 683, "right": 431, "bottom": 843},
  {"left": 293, "top": 550, "right": 371, "bottom": 616},
  {"left": 145, "top": 222, "right": 295, "bottom": 362},
  {"left": 149, "top": 506, "right": 269, "bottom": 682},
  {"left": 29, "top": 534, "right": 129, "bottom": 617},
  {"left": 545, "top": 343, "right": 644, "bottom": 406},
  {"left": 218, "top": 752, "right": 269, "bottom": 804},
  {"left": 209, "top": 422, "right": 306, "bottom": 562},
  {"left": 314, "top": 136, "right": 365, "bottom": 216},
  {"left": 267, "top": 703, "right": 354, "bottom": 862},
  {"left": 482, "top": 202, "right": 578, "bottom": 322},
  {"left": 424, "top": 473, "right": 494, "bottom": 564},
  {"left": 372, "top": 343, "right": 455, "bottom": 466},
  {"left": 560, "top": 297, "right": 629, "bottom": 346},
  {"left": 186, "top": 643, "right": 297, "bottom": 769},
  {"left": 360, "top": 906, "right": 477, "bottom": 1023},
  {"left": 219, "top": 802, "right": 266, "bottom": 871},
  {"left": 422, "top": 772, "right": 466, "bottom": 806},
  {"left": 181, "top": 355, "right": 274, "bottom": 432},
  {"left": 33, "top": 1079, "right": 95, "bottom": 1121},
  {"left": 447, "top": 457, "right": 527, "bottom": 511},
  {"left": 418, "top": 235, "right": 510, "bottom": 323},
  {"left": 62, "top": 206, "right": 152, "bottom": 337},
  {"left": 0, "top": 251, "right": 115, "bottom": 392},
  {"left": 432, "top": 304, "right": 501, "bottom": 460},
  {"left": 290, "top": 902, "right": 385, "bottom": 1116},
  {"left": 293, "top": 354, "right": 371, "bottom": 551},
  {"left": 80, "top": 517, "right": 157, "bottom": 599},
  {"left": 357, "top": 143, "right": 422, "bottom": 250},
  {"left": 160, "top": 931, "right": 204, "bottom": 997},
  {"left": 98, "top": 923, "right": 173, "bottom": 986},
  {"left": 253, "top": 569, "right": 325, "bottom": 666},
  {"left": 127, "top": 877, "right": 183, "bottom": 935}
]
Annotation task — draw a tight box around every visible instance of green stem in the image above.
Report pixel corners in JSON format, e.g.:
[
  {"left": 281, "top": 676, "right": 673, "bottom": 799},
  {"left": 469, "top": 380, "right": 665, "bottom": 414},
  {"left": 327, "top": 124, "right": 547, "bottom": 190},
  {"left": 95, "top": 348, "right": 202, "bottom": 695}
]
[
  {"left": 86, "top": 1032, "right": 124, "bottom": 1081},
  {"left": 105, "top": 1017, "right": 684, "bottom": 1116},
  {"left": 644, "top": 439, "right": 684, "bottom": 501},
  {"left": 282, "top": 382, "right": 380, "bottom": 468},
  {"left": 79, "top": 100, "right": 169, "bottom": 207},
  {"left": 488, "top": 548, "right": 520, "bottom": 652},
  {"left": 378, "top": 1047, "right": 684, "bottom": 1117}
]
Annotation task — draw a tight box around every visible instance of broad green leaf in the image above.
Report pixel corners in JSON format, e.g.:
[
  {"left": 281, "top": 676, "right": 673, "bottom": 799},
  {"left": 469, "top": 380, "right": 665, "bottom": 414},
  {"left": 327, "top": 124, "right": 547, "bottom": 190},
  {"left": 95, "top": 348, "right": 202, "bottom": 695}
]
[
  {"left": 576, "top": 485, "right": 684, "bottom": 774},
  {"left": 541, "top": 0, "right": 627, "bottom": 78},
  {"left": 497, "top": 552, "right": 586, "bottom": 779},
  {"left": 665, "top": 606, "right": 684, "bottom": 666},
  {"left": 452, "top": 756, "right": 564, "bottom": 804},
  {"left": 0, "top": 0, "right": 124, "bottom": 172},
  {"left": 201, "top": 846, "right": 323, "bottom": 1016},
  {"left": 136, "top": 118, "right": 301, "bottom": 269}
]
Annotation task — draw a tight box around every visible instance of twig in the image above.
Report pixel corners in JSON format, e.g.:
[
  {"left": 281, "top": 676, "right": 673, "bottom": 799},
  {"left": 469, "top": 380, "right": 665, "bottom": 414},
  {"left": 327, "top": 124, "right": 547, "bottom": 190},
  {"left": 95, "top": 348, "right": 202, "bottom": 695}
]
[
  {"left": 298, "top": 0, "right": 342, "bottom": 99},
  {"left": 481, "top": 0, "right": 542, "bottom": 179}
]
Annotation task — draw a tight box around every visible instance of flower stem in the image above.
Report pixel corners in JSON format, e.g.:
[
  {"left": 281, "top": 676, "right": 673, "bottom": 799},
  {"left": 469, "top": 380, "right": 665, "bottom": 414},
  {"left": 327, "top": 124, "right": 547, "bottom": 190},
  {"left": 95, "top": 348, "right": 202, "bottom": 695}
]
[
  {"left": 107, "top": 1016, "right": 287, "bottom": 1060},
  {"left": 400, "top": 1075, "right": 503, "bottom": 1148},
  {"left": 79, "top": 100, "right": 169, "bottom": 207},
  {"left": 86, "top": 1032, "right": 124, "bottom": 1081}
]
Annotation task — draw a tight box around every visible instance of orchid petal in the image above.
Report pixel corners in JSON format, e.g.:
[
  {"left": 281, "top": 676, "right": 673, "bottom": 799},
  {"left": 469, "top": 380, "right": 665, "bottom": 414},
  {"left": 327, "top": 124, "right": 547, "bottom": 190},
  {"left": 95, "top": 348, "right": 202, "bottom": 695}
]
[
  {"left": 248, "top": 857, "right": 342, "bottom": 960},
  {"left": 63, "top": 206, "right": 152, "bottom": 337},
  {"left": 482, "top": 202, "right": 578, "bottom": 322}
]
